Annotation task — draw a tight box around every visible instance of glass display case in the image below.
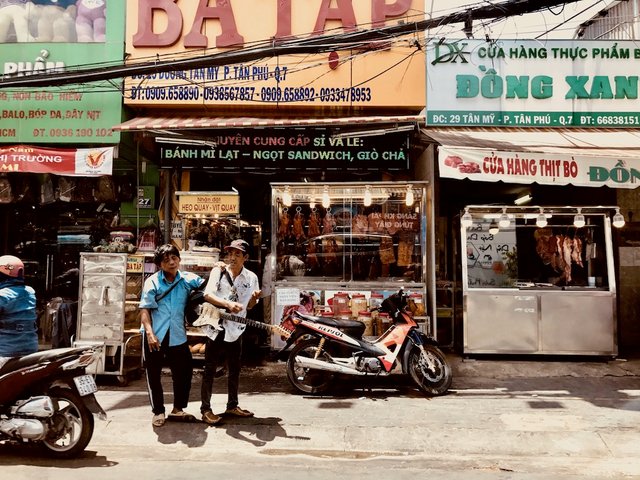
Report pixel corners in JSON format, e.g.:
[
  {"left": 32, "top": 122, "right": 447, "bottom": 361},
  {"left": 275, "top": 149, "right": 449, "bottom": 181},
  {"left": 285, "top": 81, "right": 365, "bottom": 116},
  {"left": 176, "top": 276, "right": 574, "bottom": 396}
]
[
  {"left": 269, "top": 182, "right": 431, "bottom": 349},
  {"left": 461, "top": 206, "right": 618, "bottom": 356},
  {"left": 75, "top": 253, "right": 142, "bottom": 384}
]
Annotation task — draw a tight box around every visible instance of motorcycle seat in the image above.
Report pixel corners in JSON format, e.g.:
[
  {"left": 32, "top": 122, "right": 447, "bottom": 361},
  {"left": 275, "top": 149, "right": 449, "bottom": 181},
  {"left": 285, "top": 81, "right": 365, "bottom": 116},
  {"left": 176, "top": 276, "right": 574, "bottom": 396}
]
[
  {"left": 0, "top": 347, "right": 81, "bottom": 376},
  {"left": 294, "top": 311, "right": 366, "bottom": 338}
]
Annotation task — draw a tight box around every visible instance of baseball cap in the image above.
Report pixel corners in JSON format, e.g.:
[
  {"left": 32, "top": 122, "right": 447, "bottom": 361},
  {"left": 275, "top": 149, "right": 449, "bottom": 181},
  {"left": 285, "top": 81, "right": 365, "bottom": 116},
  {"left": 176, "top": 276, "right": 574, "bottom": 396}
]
[{"left": 224, "top": 239, "right": 249, "bottom": 253}]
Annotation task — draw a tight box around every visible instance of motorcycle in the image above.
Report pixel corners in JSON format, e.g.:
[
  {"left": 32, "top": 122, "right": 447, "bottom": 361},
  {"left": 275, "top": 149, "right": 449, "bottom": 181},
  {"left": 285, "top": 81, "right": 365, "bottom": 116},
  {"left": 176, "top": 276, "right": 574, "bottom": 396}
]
[
  {"left": 0, "top": 345, "right": 106, "bottom": 458},
  {"left": 279, "top": 289, "right": 452, "bottom": 396}
]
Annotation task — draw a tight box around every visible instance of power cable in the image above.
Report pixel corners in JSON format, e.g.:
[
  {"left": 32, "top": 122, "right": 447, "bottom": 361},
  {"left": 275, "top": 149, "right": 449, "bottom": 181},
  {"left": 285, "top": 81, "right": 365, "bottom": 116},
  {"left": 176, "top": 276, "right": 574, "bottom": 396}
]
[{"left": 0, "top": 0, "right": 583, "bottom": 89}]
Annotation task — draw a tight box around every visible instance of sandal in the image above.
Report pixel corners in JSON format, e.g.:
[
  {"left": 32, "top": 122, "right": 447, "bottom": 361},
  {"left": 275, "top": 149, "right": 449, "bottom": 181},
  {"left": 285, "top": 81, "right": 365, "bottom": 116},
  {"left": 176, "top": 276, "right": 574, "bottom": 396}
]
[
  {"left": 167, "top": 410, "right": 197, "bottom": 422},
  {"left": 152, "top": 413, "right": 165, "bottom": 427}
]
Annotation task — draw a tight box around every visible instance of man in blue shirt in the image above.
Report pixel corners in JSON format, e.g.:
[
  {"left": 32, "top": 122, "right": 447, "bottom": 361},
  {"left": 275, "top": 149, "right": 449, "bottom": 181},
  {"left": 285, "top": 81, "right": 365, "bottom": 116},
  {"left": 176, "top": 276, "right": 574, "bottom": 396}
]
[
  {"left": 0, "top": 255, "right": 37, "bottom": 371},
  {"left": 139, "top": 244, "right": 238, "bottom": 427}
]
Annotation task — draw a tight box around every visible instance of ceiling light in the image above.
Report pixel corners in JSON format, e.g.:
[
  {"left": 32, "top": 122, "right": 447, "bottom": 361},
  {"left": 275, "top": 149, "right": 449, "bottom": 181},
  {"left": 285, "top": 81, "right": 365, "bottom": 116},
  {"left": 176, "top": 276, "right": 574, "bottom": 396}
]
[
  {"left": 514, "top": 193, "right": 532, "bottom": 205},
  {"left": 309, "top": 196, "right": 316, "bottom": 209},
  {"left": 613, "top": 207, "right": 625, "bottom": 228},
  {"left": 363, "top": 185, "right": 372, "bottom": 206},
  {"left": 573, "top": 207, "right": 585, "bottom": 228},
  {"left": 498, "top": 207, "right": 510, "bottom": 228},
  {"left": 488, "top": 219, "right": 500, "bottom": 235},
  {"left": 536, "top": 208, "right": 548, "bottom": 228},
  {"left": 405, "top": 185, "right": 414, "bottom": 207},
  {"left": 282, "top": 185, "right": 292, "bottom": 207},
  {"left": 322, "top": 185, "right": 330, "bottom": 208},
  {"left": 461, "top": 207, "right": 473, "bottom": 228}
]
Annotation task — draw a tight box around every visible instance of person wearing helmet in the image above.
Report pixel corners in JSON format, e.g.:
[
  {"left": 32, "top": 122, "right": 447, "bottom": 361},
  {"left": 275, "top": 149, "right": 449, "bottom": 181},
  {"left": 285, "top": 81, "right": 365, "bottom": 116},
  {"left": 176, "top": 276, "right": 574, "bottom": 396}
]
[{"left": 0, "top": 255, "right": 38, "bottom": 370}]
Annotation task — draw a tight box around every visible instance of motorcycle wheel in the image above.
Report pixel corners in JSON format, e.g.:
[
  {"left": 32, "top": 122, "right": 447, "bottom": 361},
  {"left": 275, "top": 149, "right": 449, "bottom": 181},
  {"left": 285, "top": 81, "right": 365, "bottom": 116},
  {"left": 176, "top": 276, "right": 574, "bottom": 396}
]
[
  {"left": 408, "top": 345, "right": 452, "bottom": 396},
  {"left": 286, "top": 339, "right": 336, "bottom": 395},
  {"left": 39, "top": 387, "right": 94, "bottom": 458}
]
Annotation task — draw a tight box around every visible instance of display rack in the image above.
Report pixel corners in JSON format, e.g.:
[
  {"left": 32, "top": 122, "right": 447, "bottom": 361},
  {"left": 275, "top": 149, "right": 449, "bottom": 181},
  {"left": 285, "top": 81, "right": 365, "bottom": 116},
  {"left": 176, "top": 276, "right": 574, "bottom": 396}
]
[{"left": 74, "top": 252, "right": 142, "bottom": 385}]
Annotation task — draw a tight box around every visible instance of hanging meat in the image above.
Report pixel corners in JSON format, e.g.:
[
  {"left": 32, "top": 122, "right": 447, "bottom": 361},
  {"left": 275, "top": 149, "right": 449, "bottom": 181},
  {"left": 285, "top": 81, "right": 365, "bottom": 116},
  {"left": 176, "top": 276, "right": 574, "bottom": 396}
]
[
  {"left": 278, "top": 207, "right": 290, "bottom": 238},
  {"left": 322, "top": 208, "right": 336, "bottom": 234},
  {"left": 292, "top": 207, "right": 306, "bottom": 240},
  {"left": 308, "top": 209, "right": 321, "bottom": 237}
]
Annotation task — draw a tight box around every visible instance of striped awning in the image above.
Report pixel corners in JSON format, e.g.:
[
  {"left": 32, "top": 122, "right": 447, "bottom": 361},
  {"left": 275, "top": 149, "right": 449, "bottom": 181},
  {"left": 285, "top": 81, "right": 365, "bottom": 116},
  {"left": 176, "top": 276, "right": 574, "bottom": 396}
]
[{"left": 112, "top": 114, "right": 425, "bottom": 131}]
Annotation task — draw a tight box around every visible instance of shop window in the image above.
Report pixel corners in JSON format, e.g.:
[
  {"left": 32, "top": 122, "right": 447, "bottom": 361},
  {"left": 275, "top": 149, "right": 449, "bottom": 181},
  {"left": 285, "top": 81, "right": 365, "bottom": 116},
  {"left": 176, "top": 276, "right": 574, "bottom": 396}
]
[
  {"left": 464, "top": 210, "right": 610, "bottom": 289},
  {"left": 273, "top": 183, "right": 425, "bottom": 283}
]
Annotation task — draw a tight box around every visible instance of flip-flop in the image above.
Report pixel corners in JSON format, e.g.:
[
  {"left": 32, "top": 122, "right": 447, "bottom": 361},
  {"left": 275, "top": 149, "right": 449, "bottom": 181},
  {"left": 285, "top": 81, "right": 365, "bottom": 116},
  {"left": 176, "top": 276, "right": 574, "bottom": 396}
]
[{"left": 167, "top": 411, "right": 197, "bottom": 422}]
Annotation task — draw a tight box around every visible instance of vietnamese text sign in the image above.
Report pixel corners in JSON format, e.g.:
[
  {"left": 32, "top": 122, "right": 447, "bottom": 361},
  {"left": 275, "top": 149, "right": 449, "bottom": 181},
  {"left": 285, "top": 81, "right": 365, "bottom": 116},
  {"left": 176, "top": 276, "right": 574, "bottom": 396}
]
[
  {"left": 466, "top": 221, "right": 517, "bottom": 288},
  {"left": 124, "top": 0, "right": 424, "bottom": 109},
  {"left": 160, "top": 130, "right": 409, "bottom": 170},
  {"left": 178, "top": 194, "right": 239, "bottom": 215},
  {"left": 440, "top": 146, "right": 640, "bottom": 189},
  {"left": 0, "top": 145, "right": 113, "bottom": 175},
  {"left": 0, "top": 2, "right": 125, "bottom": 143},
  {"left": 427, "top": 39, "right": 640, "bottom": 127}
]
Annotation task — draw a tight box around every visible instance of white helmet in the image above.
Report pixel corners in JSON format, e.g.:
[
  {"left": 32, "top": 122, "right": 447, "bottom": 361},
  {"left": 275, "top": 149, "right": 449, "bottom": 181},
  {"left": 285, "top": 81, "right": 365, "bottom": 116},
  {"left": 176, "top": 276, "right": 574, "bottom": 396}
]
[{"left": 0, "top": 255, "right": 24, "bottom": 278}]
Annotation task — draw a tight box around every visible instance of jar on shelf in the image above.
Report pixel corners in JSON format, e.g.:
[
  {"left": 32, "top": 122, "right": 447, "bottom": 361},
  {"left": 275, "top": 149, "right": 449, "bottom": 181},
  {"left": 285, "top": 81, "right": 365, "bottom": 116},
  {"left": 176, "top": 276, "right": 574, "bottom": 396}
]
[
  {"left": 331, "top": 292, "right": 351, "bottom": 316},
  {"left": 368, "top": 292, "right": 384, "bottom": 317},
  {"left": 350, "top": 293, "right": 367, "bottom": 319},
  {"left": 408, "top": 292, "right": 425, "bottom": 316},
  {"left": 358, "top": 310, "right": 374, "bottom": 336},
  {"left": 377, "top": 312, "right": 391, "bottom": 334}
]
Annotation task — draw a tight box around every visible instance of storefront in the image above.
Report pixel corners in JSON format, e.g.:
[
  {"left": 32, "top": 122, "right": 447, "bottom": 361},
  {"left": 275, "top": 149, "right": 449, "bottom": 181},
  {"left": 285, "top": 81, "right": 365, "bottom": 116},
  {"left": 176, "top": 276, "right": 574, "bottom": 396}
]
[
  {"left": 0, "top": 2, "right": 131, "bottom": 349},
  {"left": 112, "top": 0, "right": 434, "bottom": 349},
  {"left": 423, "top": 38, "right": 640, "bottom": 355}
]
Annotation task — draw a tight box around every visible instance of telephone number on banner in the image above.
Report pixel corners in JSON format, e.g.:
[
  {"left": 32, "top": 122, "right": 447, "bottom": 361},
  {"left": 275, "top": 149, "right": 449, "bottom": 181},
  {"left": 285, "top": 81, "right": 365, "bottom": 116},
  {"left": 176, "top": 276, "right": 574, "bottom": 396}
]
[{"left": 129, "top": 85, "right": 373, "bottom": 103}]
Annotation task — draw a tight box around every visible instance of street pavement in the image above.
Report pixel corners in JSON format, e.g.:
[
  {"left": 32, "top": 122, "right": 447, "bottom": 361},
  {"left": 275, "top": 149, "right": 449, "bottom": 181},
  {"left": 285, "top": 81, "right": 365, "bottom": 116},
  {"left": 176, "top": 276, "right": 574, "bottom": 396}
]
[{"left": 3, "top": 352, "right": 640, "bottom": 479}]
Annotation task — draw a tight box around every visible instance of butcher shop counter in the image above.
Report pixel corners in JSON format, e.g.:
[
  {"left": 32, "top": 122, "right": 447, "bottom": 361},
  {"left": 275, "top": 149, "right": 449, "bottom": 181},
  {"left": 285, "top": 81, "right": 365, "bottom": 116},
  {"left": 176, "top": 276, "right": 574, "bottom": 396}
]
[{"left": 463, "top": 287, "right": 617, "bottom": 356}]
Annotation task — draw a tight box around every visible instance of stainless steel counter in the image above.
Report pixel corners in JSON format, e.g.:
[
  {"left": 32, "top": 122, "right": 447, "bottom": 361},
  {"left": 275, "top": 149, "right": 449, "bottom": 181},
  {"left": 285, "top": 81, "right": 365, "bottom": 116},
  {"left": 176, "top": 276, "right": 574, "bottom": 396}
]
[{"left": 463, "top": 288, "right": 617, "bottom": 356}]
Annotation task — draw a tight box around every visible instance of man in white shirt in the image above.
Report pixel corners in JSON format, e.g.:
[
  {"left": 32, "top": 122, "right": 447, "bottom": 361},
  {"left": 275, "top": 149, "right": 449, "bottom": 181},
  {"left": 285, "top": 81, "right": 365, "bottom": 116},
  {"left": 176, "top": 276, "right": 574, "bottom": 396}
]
[{"left": 199, "top": 239, "right": 260, "bottom": 425}]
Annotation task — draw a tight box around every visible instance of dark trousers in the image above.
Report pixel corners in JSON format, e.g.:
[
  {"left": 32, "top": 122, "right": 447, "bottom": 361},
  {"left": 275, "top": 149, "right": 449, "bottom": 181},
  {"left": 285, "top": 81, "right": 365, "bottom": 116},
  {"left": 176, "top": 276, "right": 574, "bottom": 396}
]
[
  {"left": 143, "top": 332, "right": 193, "bottom": 415},
  {"left": 200, "top": 332, "right": 242, "bottom": 413}
]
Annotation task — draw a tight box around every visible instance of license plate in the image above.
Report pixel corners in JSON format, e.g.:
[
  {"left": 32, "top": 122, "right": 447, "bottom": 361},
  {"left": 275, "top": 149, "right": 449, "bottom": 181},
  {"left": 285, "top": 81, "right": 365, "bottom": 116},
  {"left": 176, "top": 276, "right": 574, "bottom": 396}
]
[{"left": 74, "top": 374, "right": 98, "bottom": 396}]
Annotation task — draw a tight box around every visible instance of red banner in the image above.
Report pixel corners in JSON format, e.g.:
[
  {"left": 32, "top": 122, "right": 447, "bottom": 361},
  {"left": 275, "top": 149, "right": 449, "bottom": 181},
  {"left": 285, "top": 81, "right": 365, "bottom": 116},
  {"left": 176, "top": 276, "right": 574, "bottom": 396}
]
[{"left": 0, "top": 145, "right": 113, "bottom": 176}]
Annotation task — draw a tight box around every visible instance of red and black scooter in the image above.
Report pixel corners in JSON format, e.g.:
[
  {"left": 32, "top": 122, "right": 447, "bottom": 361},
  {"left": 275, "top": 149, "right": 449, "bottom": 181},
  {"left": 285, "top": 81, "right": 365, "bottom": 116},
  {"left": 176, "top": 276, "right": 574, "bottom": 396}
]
[
  {"left": 0, "top": 345, "right": 106, "bottom": 458},
  {"left": 279, "top": 289, "right": 452, "bottom": 396}
]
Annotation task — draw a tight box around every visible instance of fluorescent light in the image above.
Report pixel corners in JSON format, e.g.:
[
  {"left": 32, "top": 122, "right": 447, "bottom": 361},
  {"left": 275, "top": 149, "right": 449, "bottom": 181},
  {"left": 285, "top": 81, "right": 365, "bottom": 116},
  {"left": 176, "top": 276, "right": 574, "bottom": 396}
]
[{"left": 514, "top": 194, "right": 532, "bottom": 205}]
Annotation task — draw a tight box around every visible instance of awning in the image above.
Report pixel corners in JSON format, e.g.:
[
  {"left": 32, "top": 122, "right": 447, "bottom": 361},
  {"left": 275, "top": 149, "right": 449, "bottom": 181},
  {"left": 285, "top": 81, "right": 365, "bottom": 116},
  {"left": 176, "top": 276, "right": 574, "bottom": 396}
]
[
  {"left": 421, "top": 127, "right": 640, "bottom": 189},
  {"left": 421, "top": 127, "right": 640, "bottom": 158},
  {"left": 113, "top": 114, "right": 425, "bottom": 132}
]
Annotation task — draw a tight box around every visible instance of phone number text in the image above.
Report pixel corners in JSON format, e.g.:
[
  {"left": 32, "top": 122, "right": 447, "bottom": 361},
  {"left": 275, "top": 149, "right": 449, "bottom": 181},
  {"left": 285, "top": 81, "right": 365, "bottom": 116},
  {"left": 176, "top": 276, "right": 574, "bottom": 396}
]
[{"left": 129, "top": 85, "right": 373, "bottom": 103}]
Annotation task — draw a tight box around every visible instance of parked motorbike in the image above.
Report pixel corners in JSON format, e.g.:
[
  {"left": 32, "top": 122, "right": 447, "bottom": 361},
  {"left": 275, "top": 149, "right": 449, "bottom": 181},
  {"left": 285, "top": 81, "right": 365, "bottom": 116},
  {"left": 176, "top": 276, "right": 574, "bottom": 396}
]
[
  {"left": 0, "top": 345, "right": 106, "bottom": 458},
  {"left": 279, "top": 289, "right": 452, "bottom": 396}
]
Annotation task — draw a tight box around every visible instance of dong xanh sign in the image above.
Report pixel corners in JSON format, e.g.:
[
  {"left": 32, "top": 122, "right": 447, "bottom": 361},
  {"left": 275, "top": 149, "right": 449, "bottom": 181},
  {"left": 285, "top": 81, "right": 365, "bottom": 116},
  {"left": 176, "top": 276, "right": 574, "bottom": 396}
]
[
  {"left": 439, "top": 146, "right": 640, "bottom": 189},
  {"left": 426, "top": 39, "right": 640, "bottom": 128}
]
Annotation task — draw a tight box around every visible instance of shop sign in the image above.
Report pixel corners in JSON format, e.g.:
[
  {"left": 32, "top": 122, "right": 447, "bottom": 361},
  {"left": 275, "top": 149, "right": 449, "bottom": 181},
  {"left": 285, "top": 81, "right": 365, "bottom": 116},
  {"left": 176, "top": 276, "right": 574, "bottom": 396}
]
[
  {"left": 466, "top": 222, "right": 517, "bottom": 288},
  {"left": 0, "top": 2, "right": 126, "bottom": 143},
  {"left": 427, "top": 40, "right": 640, "bottom": 128},
  {"left": 368, "top": 212, "right": 419, "bottom": 233},
  {"left": 440, "top": 146, "right": 640, "bottom": 189},
  {"left": 178, "top": 194, "right": 240, "bottom": 215},
  {"left": 159, "top": 130, "right": 409, "bottom": 170},
  {"left": 0, "top": 145, "right": 113, "bottom": 176},
  {"left": 124, "top": 0, "right": 424, "bottom": 109},
  {"left": 127, "top": 255, "right": 144, "bottom": 273}
]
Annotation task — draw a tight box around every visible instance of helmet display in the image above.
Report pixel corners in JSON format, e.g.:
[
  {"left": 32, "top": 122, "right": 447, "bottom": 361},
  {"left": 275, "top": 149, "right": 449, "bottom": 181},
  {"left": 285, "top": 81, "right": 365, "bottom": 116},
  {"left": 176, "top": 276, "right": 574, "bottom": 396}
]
[{"left": 0, "top": 255, "right": 24, "bottom": 278}]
